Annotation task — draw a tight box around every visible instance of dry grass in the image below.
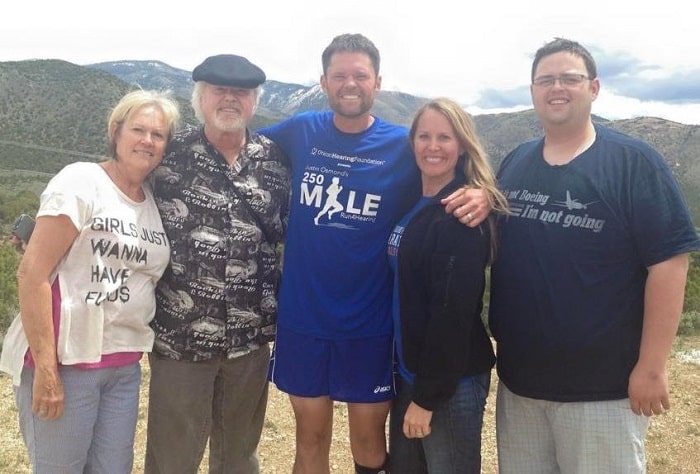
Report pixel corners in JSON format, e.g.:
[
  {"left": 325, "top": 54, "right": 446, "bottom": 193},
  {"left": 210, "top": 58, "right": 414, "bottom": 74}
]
[{"left": 1, "top": 337, "right": 698, "bottom": 473}]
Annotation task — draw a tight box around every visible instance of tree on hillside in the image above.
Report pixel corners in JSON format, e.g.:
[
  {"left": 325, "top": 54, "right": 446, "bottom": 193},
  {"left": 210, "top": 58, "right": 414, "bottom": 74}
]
[
  {"left": 0, "top": 190, "right": 39, "bottom": 229},
  {"left": 0, "top": 244, "right": 20, "bottom": 341}
]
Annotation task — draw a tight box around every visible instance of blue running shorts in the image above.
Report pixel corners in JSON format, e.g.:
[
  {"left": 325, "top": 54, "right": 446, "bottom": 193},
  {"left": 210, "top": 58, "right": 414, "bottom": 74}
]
[{"left": 269, "top": 326, "right": 395, "bottom": 403}]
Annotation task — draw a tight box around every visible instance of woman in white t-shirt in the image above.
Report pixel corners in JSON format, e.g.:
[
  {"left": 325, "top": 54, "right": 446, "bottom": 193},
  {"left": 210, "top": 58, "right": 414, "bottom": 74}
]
[{"left": 2, "top": 89, "right": 180, "bottom": 473}]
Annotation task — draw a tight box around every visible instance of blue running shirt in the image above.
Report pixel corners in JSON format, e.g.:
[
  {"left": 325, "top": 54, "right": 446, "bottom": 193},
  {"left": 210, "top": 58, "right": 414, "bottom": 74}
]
[{"left": 260, "top": 112, "right": 420, "bottom": 338}]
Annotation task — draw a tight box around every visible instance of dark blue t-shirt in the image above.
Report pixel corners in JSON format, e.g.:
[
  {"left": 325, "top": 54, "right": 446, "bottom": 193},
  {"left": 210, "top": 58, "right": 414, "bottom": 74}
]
[{"left": 490, "top": 124, "right": 700, "bottom": 401}]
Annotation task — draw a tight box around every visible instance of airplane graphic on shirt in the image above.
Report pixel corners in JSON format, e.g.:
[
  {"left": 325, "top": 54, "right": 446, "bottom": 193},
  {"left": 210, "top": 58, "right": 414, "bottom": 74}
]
[{"left": 552, "top": 190, "right": 597, "bottom": 210}]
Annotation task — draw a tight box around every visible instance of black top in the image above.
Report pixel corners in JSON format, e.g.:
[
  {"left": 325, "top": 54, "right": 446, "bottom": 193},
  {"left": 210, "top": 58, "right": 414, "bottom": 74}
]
[{"left": 394, "top": 177, "right": 495, "bottom": 410}]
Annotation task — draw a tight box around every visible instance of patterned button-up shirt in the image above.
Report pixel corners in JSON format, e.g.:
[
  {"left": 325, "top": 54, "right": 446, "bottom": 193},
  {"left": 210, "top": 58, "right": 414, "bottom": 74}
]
[{"left": 151, "top": 126, "right": 290, "bottom": 361}]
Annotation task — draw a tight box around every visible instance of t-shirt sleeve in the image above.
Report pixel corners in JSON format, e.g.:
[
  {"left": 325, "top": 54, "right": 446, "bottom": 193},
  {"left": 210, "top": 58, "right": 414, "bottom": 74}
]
[
  {"left": 626, "top": 147, "right": 700, "bottom": 265},
  {"left": 37, "top": 164, "right": 95, "bottom": 231},
  {"left": 257, "top": 114, "right": 302, "bottom": 151}
]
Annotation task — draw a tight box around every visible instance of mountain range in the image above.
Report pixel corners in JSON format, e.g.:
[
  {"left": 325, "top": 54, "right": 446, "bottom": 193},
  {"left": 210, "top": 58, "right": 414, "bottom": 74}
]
[{"left": 1, "top": 58, "right": 699, "bottom": 223}]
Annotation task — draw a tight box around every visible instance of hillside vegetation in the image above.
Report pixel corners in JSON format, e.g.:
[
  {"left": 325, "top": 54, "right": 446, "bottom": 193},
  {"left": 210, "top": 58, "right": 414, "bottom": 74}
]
[
  {"left": 3, "top": 59, "right": 700, "bottom": 223},
  {"left": 0, "top": 60, "right": 196, "bottom": 175}
]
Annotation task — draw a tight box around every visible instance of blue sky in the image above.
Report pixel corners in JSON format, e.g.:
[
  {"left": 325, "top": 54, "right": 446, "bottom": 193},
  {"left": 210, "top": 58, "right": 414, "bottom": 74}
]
[{"left": 2, "top": 0, "right": 698, "bottom": 124}]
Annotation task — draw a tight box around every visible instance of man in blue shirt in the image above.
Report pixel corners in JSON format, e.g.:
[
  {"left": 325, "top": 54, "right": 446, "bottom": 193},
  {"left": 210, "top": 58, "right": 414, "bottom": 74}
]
[
  {"left": 486, "top": 38, "right": 700, "bottom": 473},
  {"left": 261, "top": 34, "right": 488, "bottom": 474}
]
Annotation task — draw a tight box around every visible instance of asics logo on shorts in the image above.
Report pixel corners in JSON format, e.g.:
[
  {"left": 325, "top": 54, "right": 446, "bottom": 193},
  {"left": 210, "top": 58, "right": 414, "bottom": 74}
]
[{"left": 374, "top": 385, "right": 391, "bottom": 394}]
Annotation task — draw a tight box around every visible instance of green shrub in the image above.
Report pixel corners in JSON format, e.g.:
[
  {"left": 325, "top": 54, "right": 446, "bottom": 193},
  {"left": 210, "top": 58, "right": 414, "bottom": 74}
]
[
  {"left": 683, "top": 252, "right": 700, "bottom": 314},
  {"left": 678, "top": 311, "right": 700, "bottom": 336},
  {"left": 0, "top": 244, "right": 20, "bottom": 350}
]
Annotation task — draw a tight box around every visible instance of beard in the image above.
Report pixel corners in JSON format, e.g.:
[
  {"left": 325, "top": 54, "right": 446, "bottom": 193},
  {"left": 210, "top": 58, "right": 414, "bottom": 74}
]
[
  {"left": 327, "top": 94, "right": 374, "bottom": 119},
  {"left": 212, "top": 105, "right": 247, "bottom": 132}
]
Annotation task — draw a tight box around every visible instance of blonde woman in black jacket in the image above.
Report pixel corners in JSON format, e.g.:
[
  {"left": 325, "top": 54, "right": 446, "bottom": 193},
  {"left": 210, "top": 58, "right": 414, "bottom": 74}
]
[{"left": 387, "top": 98, "right": 508, "bottom": 473}]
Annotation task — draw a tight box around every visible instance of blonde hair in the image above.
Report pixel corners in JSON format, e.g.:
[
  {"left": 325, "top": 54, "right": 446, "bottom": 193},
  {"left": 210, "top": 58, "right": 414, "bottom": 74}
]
[
  {"left": 107, "top": 89, "right": 181, "bottom": 158},
  {"left": 409, "top": 98, "right": 509, "bottom": 259}
]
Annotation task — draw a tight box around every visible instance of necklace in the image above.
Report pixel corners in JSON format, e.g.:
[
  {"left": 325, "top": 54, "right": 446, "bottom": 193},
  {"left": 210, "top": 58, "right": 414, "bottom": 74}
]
[
  {"left": 572, "top": 131, "right": 597, "bottom": 158},
  {"left": 544, "top": 130, "right": 597, "bottom": 165}
]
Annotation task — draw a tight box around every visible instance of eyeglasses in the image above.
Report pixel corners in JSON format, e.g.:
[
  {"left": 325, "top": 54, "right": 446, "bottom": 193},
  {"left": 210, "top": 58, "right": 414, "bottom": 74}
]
[{"left": 532, "top": 73, "right": 591, "bottom": 88}]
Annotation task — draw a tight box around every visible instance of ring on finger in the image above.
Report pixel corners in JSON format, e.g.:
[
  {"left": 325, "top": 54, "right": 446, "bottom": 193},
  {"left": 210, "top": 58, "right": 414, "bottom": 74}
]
[{"left": 466, "top": 212, "right": 474, "bottom": 221}]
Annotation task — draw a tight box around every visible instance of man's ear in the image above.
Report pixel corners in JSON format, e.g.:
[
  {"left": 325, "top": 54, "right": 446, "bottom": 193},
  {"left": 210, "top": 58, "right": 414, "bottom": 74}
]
[{"left": 590, "top": 77, "right": 601, "bottom": 101}]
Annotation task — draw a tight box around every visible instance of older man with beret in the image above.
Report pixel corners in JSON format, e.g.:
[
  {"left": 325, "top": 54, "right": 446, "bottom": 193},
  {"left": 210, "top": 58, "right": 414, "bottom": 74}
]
[{"left": 145, "top": 54, "right": 291, "bottom": 474}]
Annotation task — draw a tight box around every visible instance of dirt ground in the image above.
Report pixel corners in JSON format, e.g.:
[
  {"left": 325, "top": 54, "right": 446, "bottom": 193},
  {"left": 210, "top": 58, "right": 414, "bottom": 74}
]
[{"left": 1, "top": 336, "right": 698, "bottom": 473}]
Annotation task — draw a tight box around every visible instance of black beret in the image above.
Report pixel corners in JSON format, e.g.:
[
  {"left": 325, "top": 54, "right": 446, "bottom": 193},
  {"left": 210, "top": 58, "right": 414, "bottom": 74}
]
[{"left": 192, "top": 54, "right": 266, "bottom": 88}]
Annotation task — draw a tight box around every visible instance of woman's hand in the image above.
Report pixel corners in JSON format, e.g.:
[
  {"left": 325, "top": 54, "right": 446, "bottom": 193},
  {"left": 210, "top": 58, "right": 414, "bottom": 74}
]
[
  {"left": 403, "top": 401, "right": 433, "bottom": 439},
  {"left": 32, "top": 366, "right": 64, "bottom": 420}
]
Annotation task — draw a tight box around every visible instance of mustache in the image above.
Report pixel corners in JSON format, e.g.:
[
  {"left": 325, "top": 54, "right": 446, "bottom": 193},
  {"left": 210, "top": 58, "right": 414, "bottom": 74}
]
[{"left": 218, "top": 102, "right": 242, "bottom": 112}]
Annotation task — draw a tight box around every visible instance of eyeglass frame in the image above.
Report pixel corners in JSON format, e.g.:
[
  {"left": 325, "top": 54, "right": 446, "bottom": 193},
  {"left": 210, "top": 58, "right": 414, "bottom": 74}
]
[{"left": 532, "top": 73, "right": 592, "bottom": 88}]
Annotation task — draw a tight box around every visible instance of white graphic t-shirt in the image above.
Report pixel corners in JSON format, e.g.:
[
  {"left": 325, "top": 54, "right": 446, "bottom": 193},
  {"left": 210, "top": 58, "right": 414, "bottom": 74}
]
[{"left": 38, "top": 162, "right": 170, "bottom": 365}]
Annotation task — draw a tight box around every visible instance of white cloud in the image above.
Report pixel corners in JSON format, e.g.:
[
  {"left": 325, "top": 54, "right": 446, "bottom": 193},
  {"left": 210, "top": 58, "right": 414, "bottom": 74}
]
[{"left": 2, "top": 0, "right": 699, "bottom": 124}]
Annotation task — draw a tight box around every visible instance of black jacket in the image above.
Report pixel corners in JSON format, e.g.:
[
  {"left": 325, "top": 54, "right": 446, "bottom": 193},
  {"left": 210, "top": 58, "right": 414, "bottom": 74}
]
[{"left": 395, "top": 177, "right": 495, "bottom": 410}]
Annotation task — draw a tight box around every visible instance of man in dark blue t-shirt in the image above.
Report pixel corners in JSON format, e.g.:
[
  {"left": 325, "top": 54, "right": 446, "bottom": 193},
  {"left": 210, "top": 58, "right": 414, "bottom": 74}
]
[{"left": 488, "top": 38, "right": 700, "bottom": 473}]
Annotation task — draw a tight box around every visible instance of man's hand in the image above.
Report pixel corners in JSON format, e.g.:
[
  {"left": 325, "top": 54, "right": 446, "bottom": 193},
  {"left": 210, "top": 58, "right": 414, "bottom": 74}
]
[
  {"left": 628, "top": 362, "right": 670, "bottom": 416},
  {"left": 441, "top": 187, "right": 490, "bottom": 227}
]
